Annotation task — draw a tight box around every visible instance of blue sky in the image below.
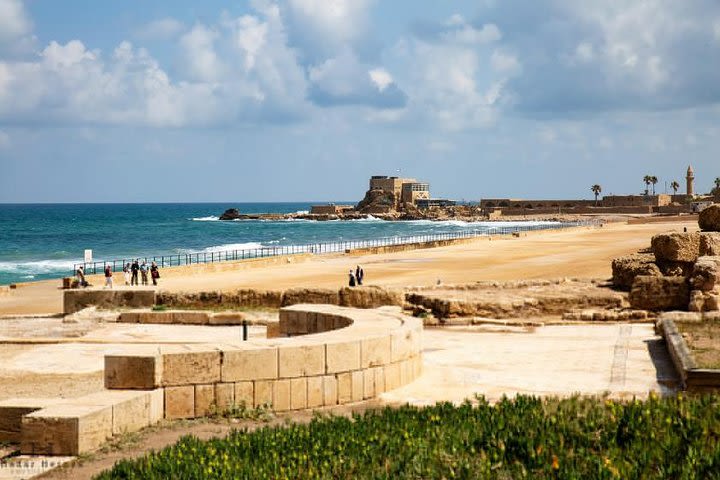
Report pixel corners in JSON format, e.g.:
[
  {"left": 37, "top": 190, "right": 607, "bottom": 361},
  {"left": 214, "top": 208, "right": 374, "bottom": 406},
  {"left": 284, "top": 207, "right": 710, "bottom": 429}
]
[{"left": 1, "top": 0, "right": 719, "bottom": 202}]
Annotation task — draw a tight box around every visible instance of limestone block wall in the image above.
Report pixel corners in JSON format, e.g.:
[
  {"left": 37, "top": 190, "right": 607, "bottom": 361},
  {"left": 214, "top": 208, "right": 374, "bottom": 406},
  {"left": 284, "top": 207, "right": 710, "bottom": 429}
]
[
  {"left": 105, "top": 305, "right": 423, "bottom": 420},
  {"left": 64, "top": 289, "right": 156, "bottom": 314}
]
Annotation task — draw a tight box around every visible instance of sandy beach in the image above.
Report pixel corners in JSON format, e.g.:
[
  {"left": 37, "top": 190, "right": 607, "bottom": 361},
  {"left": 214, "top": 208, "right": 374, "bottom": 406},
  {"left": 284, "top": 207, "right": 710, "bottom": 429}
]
[{"left": 0, "top": 219, "right": 696, "bottom": 316}]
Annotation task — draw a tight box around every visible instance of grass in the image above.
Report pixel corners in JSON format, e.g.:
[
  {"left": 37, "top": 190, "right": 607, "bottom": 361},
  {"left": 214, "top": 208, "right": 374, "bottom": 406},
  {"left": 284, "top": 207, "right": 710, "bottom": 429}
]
[{"left": 95, "top": 393, "right": 720, "bottom": 479}]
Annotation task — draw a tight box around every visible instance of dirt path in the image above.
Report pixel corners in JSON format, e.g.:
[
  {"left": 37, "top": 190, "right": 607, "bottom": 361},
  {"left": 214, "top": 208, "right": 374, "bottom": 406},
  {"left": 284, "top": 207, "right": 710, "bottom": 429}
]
[{"left": 37, "top": 404, "right": 377, "bottom": 480}]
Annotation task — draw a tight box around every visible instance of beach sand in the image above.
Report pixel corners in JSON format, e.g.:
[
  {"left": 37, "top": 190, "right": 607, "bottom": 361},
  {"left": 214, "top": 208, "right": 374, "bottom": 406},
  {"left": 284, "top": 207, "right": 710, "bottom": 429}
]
[{"left": 0, "top": 219, "right": 695, "bottom": 316}]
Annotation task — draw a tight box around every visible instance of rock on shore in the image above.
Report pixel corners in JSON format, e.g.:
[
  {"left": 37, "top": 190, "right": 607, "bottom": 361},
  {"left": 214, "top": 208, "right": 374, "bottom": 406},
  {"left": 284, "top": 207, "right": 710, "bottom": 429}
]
[{"left": 699, "top": 204, "right": 720, "bottom": 232}]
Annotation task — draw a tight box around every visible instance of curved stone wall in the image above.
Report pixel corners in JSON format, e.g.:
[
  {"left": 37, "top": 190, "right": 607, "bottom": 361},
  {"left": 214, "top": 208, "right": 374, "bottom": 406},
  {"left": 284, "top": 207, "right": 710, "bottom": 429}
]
[
  {"left": 105, "top": 304, "right": 423, "bottom": 419},
  {"left": 5, "top": 305, "right": 422, "bottom": 456}
]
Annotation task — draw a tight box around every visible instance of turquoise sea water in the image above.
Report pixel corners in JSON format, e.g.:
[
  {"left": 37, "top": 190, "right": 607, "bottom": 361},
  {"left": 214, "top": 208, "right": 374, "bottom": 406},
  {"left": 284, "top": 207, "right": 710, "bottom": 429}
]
[{"left": 0, "top": 203, "right": 563, "bottom": 285}]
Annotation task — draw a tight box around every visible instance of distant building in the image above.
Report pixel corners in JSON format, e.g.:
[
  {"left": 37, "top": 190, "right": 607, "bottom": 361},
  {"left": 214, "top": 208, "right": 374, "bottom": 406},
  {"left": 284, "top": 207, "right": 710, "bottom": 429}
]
[
  {"left": 417, "top": 199, "right": 456, "bottom": 209},
  {"left": 369, "top": 176, "right": 430, "bottom": 208},
  {"left": 686, "top": 165, "right": 695, "bottom": 196},
  {"left": 309, "top": 204, "right": 354, "bottom": 215}
]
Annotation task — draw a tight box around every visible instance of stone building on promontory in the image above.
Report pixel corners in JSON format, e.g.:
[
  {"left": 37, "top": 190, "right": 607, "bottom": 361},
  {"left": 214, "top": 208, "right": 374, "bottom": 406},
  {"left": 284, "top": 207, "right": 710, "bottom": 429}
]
[{"left": 355, "top": 176, "right": 431, "bottom": 213}]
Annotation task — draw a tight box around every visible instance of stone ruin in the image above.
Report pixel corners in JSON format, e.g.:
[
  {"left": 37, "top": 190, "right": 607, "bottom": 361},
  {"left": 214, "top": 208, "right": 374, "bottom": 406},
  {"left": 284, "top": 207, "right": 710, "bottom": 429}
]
[{"left": 612, "top": 205, "right": 720, "bottom": 312}]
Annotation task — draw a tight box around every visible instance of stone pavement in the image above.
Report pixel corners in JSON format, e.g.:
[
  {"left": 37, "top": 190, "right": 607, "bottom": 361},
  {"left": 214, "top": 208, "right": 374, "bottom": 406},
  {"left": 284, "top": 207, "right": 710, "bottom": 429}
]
[{"left": 381, "top": 323, "right": 678, "bottom": 405}]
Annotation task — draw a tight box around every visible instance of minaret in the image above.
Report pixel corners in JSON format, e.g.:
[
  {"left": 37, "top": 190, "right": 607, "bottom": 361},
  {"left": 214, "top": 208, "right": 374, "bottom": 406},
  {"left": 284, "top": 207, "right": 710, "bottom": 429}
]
[{"left": 686, "top": 165, "right": 695, "bottom": 196}]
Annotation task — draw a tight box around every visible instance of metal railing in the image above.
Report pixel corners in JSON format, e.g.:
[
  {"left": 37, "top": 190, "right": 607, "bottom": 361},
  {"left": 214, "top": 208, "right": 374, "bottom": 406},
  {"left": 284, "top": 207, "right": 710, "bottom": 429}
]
[{"left": 72, "top": 220, "right": 599, "bottom": 275}]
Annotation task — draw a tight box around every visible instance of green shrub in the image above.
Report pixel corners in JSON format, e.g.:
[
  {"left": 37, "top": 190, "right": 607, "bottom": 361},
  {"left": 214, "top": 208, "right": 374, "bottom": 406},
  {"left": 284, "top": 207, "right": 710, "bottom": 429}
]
[{"left": 95, "top": 394, "right": 720, "bottom": 479}]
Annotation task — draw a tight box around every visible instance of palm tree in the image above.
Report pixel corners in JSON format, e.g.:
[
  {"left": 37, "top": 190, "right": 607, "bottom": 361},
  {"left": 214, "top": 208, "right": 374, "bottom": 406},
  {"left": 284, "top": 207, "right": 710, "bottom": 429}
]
[
  {"left": 643, "top": 175, "right": 652, "bottom": 195},
  {"left": 650, "top": 176, "right": 658, "bottom": 195},
  {"left": 670, "top": 180, "right": 680, "bottom": 195},
  {"left": 715, "top": 177, "right": 720, "bottom": 190},
  {"left": 590, "top": 184, "right": 602, "bottom": 206}
]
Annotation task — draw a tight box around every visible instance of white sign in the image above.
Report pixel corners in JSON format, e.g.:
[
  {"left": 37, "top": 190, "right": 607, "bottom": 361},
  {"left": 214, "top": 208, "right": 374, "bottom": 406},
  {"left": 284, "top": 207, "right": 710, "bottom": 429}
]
[{"left": 84, "top": 249, "right": 93, "bottom": 263}]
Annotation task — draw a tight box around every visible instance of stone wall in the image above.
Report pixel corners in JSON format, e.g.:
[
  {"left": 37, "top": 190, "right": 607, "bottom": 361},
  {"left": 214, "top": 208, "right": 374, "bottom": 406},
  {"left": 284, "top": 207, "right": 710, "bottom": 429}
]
[
  {"left": 64, "top": 289, "right": 156, "bottom": 314},
  {"left": 105, "top": 305, "right": 423, "bottom": 418},
  {"left": 3, "top": 304, "right": 423, "bottom": 456}
]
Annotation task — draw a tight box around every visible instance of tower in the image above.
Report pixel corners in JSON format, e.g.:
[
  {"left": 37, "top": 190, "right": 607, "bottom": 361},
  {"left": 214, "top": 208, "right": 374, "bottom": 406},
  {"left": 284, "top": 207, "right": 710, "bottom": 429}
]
[{"left": 686, "top": 165, "right": 695, "bottom": 196}]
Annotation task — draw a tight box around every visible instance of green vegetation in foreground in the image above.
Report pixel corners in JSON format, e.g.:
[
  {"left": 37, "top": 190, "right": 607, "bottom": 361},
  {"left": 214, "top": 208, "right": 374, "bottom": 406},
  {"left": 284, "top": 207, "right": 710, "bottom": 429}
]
[{"left": 96, "top": 394, "right": 720, "bottom": 479}]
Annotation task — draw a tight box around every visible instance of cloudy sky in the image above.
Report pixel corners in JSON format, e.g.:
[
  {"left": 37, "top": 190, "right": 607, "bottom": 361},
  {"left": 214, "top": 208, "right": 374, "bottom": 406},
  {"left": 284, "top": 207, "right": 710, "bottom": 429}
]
[{"left": 1, "top": 0, "right": 719, "bottom": 202}]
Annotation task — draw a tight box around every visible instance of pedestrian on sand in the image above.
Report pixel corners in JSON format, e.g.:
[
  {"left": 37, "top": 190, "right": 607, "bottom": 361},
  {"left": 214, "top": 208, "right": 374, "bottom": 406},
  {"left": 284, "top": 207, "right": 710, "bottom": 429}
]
[
  {"left": 131, "top": 260, "right": 139, "bottom": 286},
  {"left": 140, "top": 261, "right": 148, "bottom": 286},
  {"left": 123, "top": 263, "right": 131, "bottom": 285},
  {"left": 355, "top": 265, "right": 364, "bottom": 285},
  {"left": 76, "top": 265, "right": 87, "bottom": 288},
  {"left": 104, "top": 264, "right": 113, "bottom": 289},
  {"left": 150, "top": 261, "right": 160, "bottom": 286},
  {"left": 348, "top": 269, "right": 356, "bottom": 287}
]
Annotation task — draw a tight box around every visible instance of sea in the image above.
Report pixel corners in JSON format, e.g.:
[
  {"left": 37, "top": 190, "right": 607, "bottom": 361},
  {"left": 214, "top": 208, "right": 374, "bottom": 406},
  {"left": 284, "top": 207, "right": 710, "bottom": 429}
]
[{"left": 0, "top": 203, "right": 564, "bottom": 286}]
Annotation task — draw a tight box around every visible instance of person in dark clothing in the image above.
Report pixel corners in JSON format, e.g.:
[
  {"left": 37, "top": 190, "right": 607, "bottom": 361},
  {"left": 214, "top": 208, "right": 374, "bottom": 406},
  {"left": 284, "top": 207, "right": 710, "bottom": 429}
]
[
  {"left": 150, "top": 261, "right": 160, "bottom": 286},
  {"left": 140, "top": 261, "right": 149, "bottom": 286},
  {"left": 104, "top": 265, "right": 113, "bottom": 289},
  {"left": 131, "top": 260, "right": 139, "bottom": 286},
  {"left": 355, "top": 265, "right": 364, "bottom": 285},
  {"left": 348, "top": 269, "right": 356, "bottom": 287}
]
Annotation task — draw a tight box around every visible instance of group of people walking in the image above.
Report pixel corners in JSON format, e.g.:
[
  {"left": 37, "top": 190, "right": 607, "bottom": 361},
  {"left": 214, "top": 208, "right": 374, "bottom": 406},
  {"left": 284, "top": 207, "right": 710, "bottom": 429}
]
[
  {"left": 348, "top": 265, "right": 364, "bottom": 287},
  {"left": 76, "top": 260, "right": 160, "bottom": 289},
  {"left": 121, "top": 260, "right": 160, "bottom": 287}
]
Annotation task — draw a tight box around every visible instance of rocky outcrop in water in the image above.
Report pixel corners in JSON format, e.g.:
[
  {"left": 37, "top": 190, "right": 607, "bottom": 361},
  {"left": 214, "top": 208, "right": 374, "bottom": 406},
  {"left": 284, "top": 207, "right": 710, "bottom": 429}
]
[{"left": 219, "top": 208, "right": 241, "bottom": 220}]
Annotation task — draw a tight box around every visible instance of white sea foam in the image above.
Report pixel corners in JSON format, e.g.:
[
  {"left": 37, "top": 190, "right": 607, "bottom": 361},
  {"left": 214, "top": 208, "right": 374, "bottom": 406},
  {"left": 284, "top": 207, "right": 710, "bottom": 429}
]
[
  {"left": 295, "top": 210, "right": 309, "bottom": 215},
  {"left": 191, "top": 216, "right": 220, "bottom": 222},
  {"left": 175, "top": 242, "right": 266, "bottom": 255},
  {"left": 0, "top": 259, "right": 78, "bottom": 274}
]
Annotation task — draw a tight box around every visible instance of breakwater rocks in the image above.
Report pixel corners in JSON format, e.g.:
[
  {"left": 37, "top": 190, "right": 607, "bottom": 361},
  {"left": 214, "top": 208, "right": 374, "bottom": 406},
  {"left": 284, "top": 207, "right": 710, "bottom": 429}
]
[{"left": 217, "top": 207, "right": 589, "bottom": 223}]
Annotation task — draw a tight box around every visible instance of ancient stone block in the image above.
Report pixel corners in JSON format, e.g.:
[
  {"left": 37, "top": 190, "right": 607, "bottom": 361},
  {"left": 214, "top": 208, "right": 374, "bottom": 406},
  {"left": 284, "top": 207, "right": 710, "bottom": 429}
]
[
  {"left": 77, "top": 390, "right": 157, "bottom": 436},
  {"left": 148, "top": 389, "right": 164, "bottom": 425},
  {"left": 194, "top": 384, "right": 215, "bottom": 417},
  {"left": 326, "top": 341, "right": 361, "bottom": 373},
  {"left": 700, "top": 233, "right": 720, "bottom": 256},
  {"left": 338, "top": 286, "right": 404, "bottom": 309},
  {"left": 63, "top": 289, "right": 156, "bottom": 315},
  {"left": 164, "top": 386, "right": 195, "bottom": 420},
  {"left": 273, "top": 380, "right": 291, "bottom": 412},
  {"left": 21, "top": 404, "right": 112, "bottom": 456},
  {"left": 691, "top": 256, "right": 720, "bottom": 291},
  {"left": 307, "top": 376, "right": 323, "bottom": 408},
  {"left": 323, "top": 375, "right": 338, "bottom": 406},
  {"left": 290, "top": 378, "right": 307, "bottom": 410},
  {"left": 363, "top": 369, "right": 375, "bottom": 399},
  {"left": 105, "top": 355, "right": 162, "bottom": 390},
  {"left": 689, "top": 290, "right": 720, "bottom": 312},
  {"left": 281, "top": 288, "right": 340, "bottom": 307},
  {"left": 699, "top": 204, "right": 720, "bottom": 232},
  {"left": 234, "top": 382, "right": 254, "bottom": 408},
  {"left": 629, "top": 275, "right": 690, "bottom": 311},
  {"left": 221, "top": 347, "right": 278, "bottom": 382},
  {"left": 208, "top": 312, "right": 245, "bottom": 326},
  {"left": 656, "top": 260, "right": 694, "bottom": 278},
  {"left": 651, "top": 232, "right": 700, "bottom": 263},
  {"left": 278, "top": 344, "right": 325, "bottom": 378},
  {"left": 385, "top": 363, "right": 401, "bottom": 391},
  {"left": 254, "top": 381, "right": 273, "bottom": 408},
  {"left": 361, "top": 335, "right": 392, "bottom": 368},
  {"left": 0, "top": 398, "right": 61, "bottom": 443},
  {"left": 266, "top": 322, "right": 281, "bottom": 338},
  {"left": 161, "top": 348, "right": 221, "bottom": 387},
  {"left": 214, "top": 383, "right": 235, "bottom": 412},
  {"left": 337, "top": 372, "right": 353, "bottom": 404},
  {"left": 373, "top": 367, "right": 386, "bottom": 395},
  {"left": 351, "top": 371, "right": 363, "bottom": 402},
  {"left": 391, "top": 329, "right": 414, "bottom": 362}
]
